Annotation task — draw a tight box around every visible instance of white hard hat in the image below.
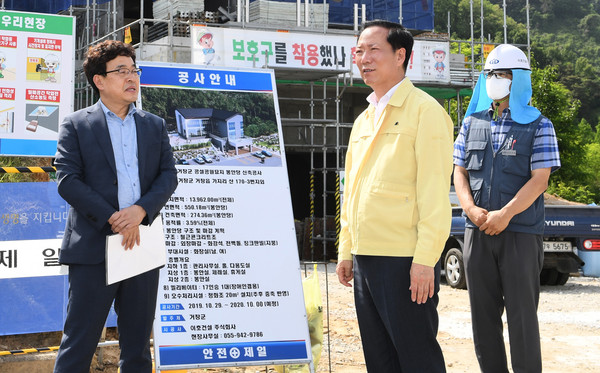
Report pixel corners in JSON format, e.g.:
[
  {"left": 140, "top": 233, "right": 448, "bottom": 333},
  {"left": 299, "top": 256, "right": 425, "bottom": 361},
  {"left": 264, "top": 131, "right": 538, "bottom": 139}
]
[{"left": 484, "top": 44, "right": 530, "bottom": 70}]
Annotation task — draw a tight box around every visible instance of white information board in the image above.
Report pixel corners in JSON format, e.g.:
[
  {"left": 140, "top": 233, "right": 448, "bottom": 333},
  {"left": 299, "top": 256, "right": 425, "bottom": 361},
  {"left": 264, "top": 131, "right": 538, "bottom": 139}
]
[
  {"left": 139, "top": 62, "right": 312, "bottom": 370},
  {"left": 0, "top": 10, "right": 75, "bottom": 156}
]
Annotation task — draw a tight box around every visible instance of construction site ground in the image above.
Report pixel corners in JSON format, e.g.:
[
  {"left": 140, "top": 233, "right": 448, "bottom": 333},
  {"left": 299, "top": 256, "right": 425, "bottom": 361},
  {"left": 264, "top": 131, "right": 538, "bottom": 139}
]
[{"left": 1, "top": 264, "right": 599, "bottom": 372}]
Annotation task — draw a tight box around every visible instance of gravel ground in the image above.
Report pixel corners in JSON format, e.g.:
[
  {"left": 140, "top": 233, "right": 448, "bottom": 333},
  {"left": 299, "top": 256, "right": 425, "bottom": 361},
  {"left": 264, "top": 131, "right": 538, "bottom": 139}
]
[
  {"left": 316, "top": 263, "right": 600, "bottom": 373},
  {"left": 2, "top": 264, "right": 599, "bottom": 373}
]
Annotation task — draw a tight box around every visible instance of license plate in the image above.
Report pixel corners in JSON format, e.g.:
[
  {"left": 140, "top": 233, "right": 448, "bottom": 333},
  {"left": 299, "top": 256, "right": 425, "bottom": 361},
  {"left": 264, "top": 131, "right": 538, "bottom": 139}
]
[{"left": 543, "top": 241, "right": 572, "bottom": 252}]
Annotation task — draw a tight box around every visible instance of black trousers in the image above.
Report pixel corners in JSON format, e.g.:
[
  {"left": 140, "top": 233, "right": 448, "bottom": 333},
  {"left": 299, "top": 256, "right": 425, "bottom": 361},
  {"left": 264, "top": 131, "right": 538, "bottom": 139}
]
[
  {"left": 353, "top": 255, "right": 446, "bottom": 373},
  {"left": 53, "top": 263, "right": 159, "bottom": 373},
  {"left": 464, "top": 229, "right": 543, "bottom": 373}
]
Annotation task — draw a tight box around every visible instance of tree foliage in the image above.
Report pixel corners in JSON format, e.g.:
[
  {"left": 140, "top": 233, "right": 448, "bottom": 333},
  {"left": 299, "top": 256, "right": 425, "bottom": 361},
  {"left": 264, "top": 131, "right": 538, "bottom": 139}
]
[
  {"left": 435, "top": 0, "right": 600, "bottom": 203},
  {"left": 435, "top": 0, "right": 526, "bottom": 44},
  {"left": 529, "top": 62, "right": 591, "bottom": 201},
  {"left": 574, "top": 119, "right": 600, "bottom": 203},
  {"left": 435, "top": 0, "right": 600, "bottom": 125}
]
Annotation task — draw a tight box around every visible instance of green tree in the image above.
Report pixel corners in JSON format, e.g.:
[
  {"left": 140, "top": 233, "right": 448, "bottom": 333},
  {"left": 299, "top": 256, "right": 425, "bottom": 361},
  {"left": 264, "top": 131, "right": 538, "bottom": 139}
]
[
  {"left": 577, "top": 119, "right": 595, "bottom": 146},
  {"left": 530, "top": 62, "right": 593, "bottom": 202},
  {"left": 436, "top": 0, "right": 600, "bottom": 126},
  {"left": 583, "top": 142, "right": 600, "bottom": 201},
  {"left": 579, "top": 13, "right": 600, "bottom": 41},
  {"left": 435, "top": 0, "right": 526, "bottom": 44}
]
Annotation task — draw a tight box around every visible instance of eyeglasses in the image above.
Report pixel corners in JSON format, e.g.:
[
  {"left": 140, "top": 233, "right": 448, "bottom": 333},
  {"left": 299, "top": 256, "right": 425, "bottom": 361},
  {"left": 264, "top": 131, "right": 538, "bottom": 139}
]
[
  {"left": 485, "top": 70, "right": 512, "bottom": 79},
  {"left": 103, "top": 67, "right": 142, "bottom": 77}
]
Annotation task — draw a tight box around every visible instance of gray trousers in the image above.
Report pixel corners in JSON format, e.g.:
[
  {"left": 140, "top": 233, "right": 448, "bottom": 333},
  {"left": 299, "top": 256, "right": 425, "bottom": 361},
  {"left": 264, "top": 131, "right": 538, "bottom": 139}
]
[{"left": 464, "top": 229, "right": 544, "bottom": 373}]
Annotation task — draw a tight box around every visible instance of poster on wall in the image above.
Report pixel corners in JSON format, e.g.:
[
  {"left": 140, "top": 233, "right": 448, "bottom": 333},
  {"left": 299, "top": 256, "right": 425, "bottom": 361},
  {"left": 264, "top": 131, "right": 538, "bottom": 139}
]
[
  {"left": 190, "top": 26, "right": 451, "bottom": 84},
  {"left": 0, "top": 10, "right": 75, "bottom": 156},
  {"left": 138, "top": 62, "right": 312, "bottom": 370}
]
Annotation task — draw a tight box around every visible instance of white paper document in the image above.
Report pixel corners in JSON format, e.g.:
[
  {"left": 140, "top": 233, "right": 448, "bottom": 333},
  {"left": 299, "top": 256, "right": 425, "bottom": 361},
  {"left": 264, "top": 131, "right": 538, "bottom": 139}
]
[{"left": 105, "top": 216, "right": 166, "bottom": 285}]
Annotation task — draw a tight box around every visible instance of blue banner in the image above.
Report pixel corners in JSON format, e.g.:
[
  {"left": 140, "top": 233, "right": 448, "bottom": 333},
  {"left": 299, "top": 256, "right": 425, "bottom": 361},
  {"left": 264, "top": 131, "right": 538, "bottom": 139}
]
[
  {"left": 139, "top": 64, "right": 274, "bottom": 93},
  {"left": 0, "top": 181, "right": 67, "bottom": 240},
  {"left": 0, "top": 182, "right": 116, "bottom": 335},
  {"left": 0, "top": 139, "right": 59, "bottom": 157},
  {"left": 159, "top": 340, "right": 308, "bottom": 366}
]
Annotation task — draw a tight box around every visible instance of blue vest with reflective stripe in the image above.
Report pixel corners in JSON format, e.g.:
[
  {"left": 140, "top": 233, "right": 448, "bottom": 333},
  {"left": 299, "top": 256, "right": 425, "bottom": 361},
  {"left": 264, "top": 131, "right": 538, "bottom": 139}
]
[{"left": 463, "top": 110, "right": 544, "bottom": 234}]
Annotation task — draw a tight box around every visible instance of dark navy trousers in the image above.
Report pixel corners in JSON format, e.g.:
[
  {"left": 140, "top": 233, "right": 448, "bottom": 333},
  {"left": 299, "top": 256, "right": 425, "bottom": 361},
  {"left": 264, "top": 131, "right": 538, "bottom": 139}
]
[
  {"left": 353, "top": 255, "right": 446, "bottom": 373},
  {"left": 53, "top": 263, "right": 159, "bottom": 373}
]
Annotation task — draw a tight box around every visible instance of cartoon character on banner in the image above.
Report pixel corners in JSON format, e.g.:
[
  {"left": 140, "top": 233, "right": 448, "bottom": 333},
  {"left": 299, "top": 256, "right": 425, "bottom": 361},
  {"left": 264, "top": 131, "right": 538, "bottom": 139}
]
[
  {"left": 44, "top": 54, "right": 60, "bottom": 82},
  {"left": 197, "top": 29, "right": 219, "bottom": 65},
  {"left": 0, "top": 51, "right": 6, "bottom": 78},
  {"left": 433, "top": 49, "right": 446, "bottom": 78}
]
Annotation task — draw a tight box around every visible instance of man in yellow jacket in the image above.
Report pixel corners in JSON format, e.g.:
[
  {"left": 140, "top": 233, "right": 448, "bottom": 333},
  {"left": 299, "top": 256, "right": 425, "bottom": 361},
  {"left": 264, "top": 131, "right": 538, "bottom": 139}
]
[{"left": 336, "top": 20, "right": 454, "bottom": 372}]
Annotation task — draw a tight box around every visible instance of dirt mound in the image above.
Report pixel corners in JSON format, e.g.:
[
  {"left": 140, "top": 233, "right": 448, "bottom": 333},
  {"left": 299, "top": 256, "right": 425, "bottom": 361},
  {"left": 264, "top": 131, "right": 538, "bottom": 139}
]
[{"left": 543, "top": 192, "right": 585, "bottom": 206}]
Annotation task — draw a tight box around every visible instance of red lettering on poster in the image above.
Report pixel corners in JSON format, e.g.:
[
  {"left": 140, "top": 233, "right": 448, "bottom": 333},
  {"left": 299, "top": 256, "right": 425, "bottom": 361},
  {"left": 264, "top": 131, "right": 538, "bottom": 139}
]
[
  {"left": 27, "top": 37, "right": 62, "bottom": 51},
  {"left": 0, "top": 35, "right": 17, "bottom": 48},
  {"left": 0, "top": 87, "right": 15, "bottom": 100},
  {"left": 26, "top": 89, "right": 60, "bottom": 102}
]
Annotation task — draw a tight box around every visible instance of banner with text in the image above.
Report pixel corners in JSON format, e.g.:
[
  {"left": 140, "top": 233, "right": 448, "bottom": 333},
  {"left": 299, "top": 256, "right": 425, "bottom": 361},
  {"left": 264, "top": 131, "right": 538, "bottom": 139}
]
[
  {"left": 0, "top": 10, "right": 75, "bottom": 156},
  {"left": 139, "top": 62, "right": 312, "bottom": 370},
  {"left": 191, "top": 26, "right": 450, "bottom": 84},
  {"left": 0, "top": 181, "right": 119, "bottom": 335},
  {"left": 0, "top": 181, "right": 67, "bottom": 279},
  {"left": 0, "top": 182, "right": 67, "bottom": 335}
]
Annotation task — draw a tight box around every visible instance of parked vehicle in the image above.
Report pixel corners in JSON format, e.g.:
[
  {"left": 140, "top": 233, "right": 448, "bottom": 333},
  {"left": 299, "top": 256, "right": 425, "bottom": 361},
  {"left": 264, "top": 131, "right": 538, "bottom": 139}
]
[
  {"left": 261, "top": 149, "right": 272, "bottom": 157},
  {"left": 201, "top": 154, "right": 213, "bottom": 163},
  {"left": 252, "top": 151, "right": 265, "bottom": 160},
  {"left": 194, "top": 157, "right": 205, "bottom": 164},
  {"left": 442, "top": 205, "right": 600, "bottom": 288}
]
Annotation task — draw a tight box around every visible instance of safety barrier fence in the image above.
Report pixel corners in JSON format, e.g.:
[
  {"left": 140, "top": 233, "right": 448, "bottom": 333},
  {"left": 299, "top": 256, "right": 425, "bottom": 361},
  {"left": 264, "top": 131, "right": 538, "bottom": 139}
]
[{"left": 0, "top": 166, "right": 56, "bottom": 173}]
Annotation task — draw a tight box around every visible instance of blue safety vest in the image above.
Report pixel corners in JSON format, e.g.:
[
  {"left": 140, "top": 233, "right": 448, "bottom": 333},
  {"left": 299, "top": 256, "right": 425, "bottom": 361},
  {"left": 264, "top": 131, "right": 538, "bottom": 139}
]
[{"left": 463, "top": 110, "right": 544, "bottom": 234}]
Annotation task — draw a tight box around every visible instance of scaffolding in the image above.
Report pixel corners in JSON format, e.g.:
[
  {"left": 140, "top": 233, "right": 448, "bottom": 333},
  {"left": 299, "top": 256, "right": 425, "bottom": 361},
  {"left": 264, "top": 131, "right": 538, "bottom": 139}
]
[
  {"left": 19, "top": 0, "right": 493, "bottom": 263},
  {"left": 0, "top": 0, "right": 532, "bottom": 371},
  {"left": 0, "top": 0, "right": 532, "bottom": 262}
]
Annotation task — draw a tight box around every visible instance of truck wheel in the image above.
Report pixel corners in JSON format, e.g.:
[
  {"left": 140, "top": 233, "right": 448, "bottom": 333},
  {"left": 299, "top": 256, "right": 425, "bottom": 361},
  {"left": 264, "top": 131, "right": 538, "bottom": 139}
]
[
  {"left": 539, "top": 269, "right": 550, "bottom": 285},
  {"left": 556, "top": 272, "right": 570, "bottom": 285},
  {"left": 541, "top": 268, "right": 559, "bottom": 286},
  {"left": 445, "top": 248, "right": 467, "bottom": 289}
]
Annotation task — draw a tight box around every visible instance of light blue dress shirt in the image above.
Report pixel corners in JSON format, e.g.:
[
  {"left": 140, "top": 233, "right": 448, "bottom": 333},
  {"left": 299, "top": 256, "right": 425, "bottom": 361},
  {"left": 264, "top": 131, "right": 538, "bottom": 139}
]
[{"left": 99, "top": 99, "right": 141, "bottom": 210}]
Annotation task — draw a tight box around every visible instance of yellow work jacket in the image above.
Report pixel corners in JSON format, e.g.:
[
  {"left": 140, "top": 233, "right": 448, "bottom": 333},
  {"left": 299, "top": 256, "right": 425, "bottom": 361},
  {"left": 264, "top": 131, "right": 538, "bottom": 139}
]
[{"left": 338, "top": 79, "right": 454, "bottom": 267}]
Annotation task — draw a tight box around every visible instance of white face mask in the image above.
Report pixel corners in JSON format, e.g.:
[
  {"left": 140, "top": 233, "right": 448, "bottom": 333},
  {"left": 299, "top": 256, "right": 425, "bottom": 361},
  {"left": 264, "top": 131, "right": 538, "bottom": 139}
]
[{"left": 486, "top": 77, "right": 512, "bottom": 101}]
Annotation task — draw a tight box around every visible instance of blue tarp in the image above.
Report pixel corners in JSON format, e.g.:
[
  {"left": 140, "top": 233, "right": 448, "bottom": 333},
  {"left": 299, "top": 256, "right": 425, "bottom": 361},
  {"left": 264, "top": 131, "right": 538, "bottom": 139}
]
[
  {"left": 7, "top": 0, "right": 434, "bottom": 30},
  {"left": 1, "top": 0, "right": 112, "bottom": 14},
  {"left": 328, "top": 0, "right": 434, "bottom": 31},
  {"left": 244, "top": 0, "right": 435, "bottom": 30}
]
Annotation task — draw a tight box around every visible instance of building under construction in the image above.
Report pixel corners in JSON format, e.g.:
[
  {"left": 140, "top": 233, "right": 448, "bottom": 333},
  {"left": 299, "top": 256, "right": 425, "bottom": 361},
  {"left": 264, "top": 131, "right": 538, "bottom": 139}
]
[{"left": 1, "top": 0, "right": 529, "bottom": 261}]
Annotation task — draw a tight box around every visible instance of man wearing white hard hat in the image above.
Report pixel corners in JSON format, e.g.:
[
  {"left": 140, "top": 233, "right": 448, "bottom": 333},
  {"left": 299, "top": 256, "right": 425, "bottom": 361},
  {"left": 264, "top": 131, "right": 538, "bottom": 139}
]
[{"left": 453, "top": 44, "right": 561, "bottom": 372}]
